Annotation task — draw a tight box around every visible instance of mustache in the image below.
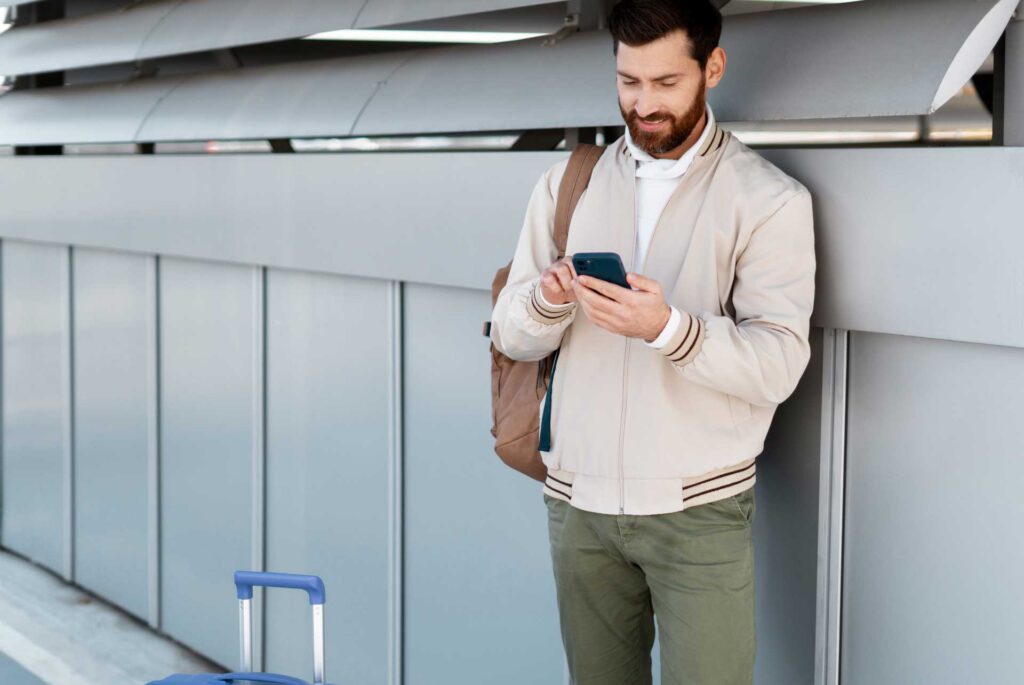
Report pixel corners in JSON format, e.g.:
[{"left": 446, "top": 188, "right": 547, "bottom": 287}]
[{"left": 634, "top": 113, "right": 671, "bottom": 124}]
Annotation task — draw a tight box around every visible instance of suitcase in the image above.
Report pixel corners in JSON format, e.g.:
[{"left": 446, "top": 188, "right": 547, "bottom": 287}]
[{"left": 147, "top": 570, "right": 330, "bottom": 685}]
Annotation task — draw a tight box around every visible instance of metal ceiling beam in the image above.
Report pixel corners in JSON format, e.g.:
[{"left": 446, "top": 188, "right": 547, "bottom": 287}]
[
  {"left": 0, "top": 0, "right": 1017, "bottom": 145},
  {"left": 0, "top": 0, "right": 565, "bottom": 77}
]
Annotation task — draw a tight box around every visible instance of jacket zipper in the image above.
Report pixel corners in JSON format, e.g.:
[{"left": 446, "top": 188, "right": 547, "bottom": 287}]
[
  {"left": 616, "top": 129, "right": 717, "bottom": 514},
  {"left": 618, "top": 175, "right": 639, "bottom": 515},
  {"left": 618, "top": 339, "right": 630, "bottom": 515}
]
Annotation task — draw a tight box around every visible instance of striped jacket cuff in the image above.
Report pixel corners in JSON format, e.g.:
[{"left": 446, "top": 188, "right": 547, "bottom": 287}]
[
  {"left": 527, "top": 282, "right": 575, "bottom": 325},
  {"left": 656, "top": 309, "right": 705, "bottom": 367}
]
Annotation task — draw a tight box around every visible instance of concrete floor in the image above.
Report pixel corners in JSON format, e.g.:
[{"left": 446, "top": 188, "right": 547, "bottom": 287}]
[{"left": 0, "top": 547, "right": 220, "bottom": 685}]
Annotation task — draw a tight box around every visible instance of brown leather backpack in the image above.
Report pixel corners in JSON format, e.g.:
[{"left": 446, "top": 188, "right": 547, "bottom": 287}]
[{"left": 483, "top": 144, "right": 606, "bottom": 482}]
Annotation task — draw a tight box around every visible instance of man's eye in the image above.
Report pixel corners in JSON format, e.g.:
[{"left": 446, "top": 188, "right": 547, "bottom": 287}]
[
  {"left": 623, "top": 80, "right": 637, "bottom": 85},
  {"left": 661, "top": 82, "right": 677, "bottom": 87}
]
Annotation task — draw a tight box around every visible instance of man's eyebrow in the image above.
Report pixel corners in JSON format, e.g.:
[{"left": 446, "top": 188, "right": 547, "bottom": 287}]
[{"left": 616, "top": 71, "right": 683, "bottom": 81}]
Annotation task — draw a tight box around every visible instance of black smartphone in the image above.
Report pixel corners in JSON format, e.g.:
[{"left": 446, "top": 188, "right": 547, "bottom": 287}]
[{"left": 571, "top": 252, "right": 630, "bottom": 289}]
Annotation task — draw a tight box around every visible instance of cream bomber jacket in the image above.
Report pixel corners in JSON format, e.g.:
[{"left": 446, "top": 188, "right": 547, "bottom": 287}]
[{"left": 489, "top": 120, "right": 816, "bottom": 515}]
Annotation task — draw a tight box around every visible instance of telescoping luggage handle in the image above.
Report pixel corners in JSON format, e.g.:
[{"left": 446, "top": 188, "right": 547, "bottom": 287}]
[{"left": 234, "top": 571, "right": 327, "bottom": 685}]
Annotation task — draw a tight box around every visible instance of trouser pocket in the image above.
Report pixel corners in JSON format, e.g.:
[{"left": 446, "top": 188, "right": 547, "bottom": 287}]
[{"left": 727, "top": 486, "right": 756, "bottom": 524}]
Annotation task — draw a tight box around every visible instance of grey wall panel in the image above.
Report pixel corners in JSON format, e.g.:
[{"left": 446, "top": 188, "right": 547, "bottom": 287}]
[
  {"left": 752, "top": 326, "right": 824, "bottom": 685},
  {"left": 0, "top": 152, "right": 552, "bottom": 290},
  {"left": 758, "top": 145, "right": 1024, "bottom": 351},
  {"left": 349, "top": 32, "right": 612, "bottom": 137},
  {"left": 841, "top": 331, "right": 1024, "bottom": 684},
  {"left": 1, "top": 147, "right": 1023, "bottom": 350},
  {"left": 135, "top": 53, "right": 413, "bottom": 144},
  {"left": 402, "top": 283, "right": 564, "bottom": 685},
  {"left": 0, "top": 77, "right": 183, "bottom": 146},
  {"left": 159, "top": 257, "right": 260, "bottom": 668},
  {"left": 145, "top": 0, "right": 339, "bottom": 50},
  {"left": 355, "top": 0, "right": 559, "bottom": 28},
  {"left": 717, "top": 0, "right": 1017, "bottom": 121},
  {"left": 70, "top": 247, "right": 154, "bottom": 622},
  {"left": 263, "top": 269, "right": 390, "bottom": 685},
  {"left": 1, "top": 0, "right": 1015, "bottom": 144},
  {"left": 0, "top": 0, "right": 187, "bottom": 75},
  {"left": 0, "top": 240, "right": 71, "bottom": 577}
]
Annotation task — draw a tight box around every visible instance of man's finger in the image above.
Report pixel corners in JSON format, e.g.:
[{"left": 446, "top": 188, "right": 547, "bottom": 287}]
[
  {"left": 626, "top": 272, "right": 658, "bottom": 293},
  {"left": 576, "top": 283, "right": 624, "bottom": 318},
  {"left": 564, "top": 257, "right": 578, "bottom": 279},
  {"left": 541, "top": 273, "right": 563, "bottom": 294},
  {"left": 553, "top": 264, "right": 575, "bottom": 292},
  {"left": 584, "top": 306, "right": 617, "bottom": 332},
  {"left": 578, "top": 275, "right": 632, "bottom": 303}
]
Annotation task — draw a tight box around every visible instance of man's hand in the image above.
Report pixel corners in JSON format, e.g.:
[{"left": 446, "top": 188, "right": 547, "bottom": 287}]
[
  {"left": 573, "top": 272, "right": 671, "bottom": 342},
  {"left": 539, "top": 255, "right": 579, "bottom": 305}
]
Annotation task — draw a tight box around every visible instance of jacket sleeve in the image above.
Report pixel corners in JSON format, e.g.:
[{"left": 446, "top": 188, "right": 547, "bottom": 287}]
[
  {"left": 489, "top": 158, "right": 577, "bottom": 362},
  {"left": 652, "top": 188, "right": 816, "bottom": 408}
]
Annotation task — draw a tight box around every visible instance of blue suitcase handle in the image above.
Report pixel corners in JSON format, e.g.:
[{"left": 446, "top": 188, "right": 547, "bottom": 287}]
[
  {"left": 215, "top": 673, "right": 309, "bottom": 685},
  {"left": 147, "top": 674, "right": 311, "bottom": 685},
  {"left": 233, "top": 571, "right": 325, "bottom": 605}
]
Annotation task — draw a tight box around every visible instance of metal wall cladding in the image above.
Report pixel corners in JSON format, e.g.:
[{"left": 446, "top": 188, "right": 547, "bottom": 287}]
[
  {"left": 263, "top": 269, "right": 391, "bottom": 685},
  {"left": 1, "top": 240, "right": 71, "bottom": 577},
  {"left": 71, "top": 247, "right": 155, "bottom": 623},
  {"left": 0, "top": 0, "right": 560, "bottom": 77},
  {"left": 0, "top": 152, "right": 554, "bottom": 290},
  {"left": 0, "top": 0, "right": 1017, "bottom": 144},
  {"left": 753, "top": 326, "right": 825, "bottom": 685},
  {"left": 158, "top": 257, "right": 262, "bottom": 668},
  {"left": 3, "top": 147, "right": 1024, "bottom": 348},
  {"left": 402, "top": 282, "right": 565, "bottom": 684},
  {"left": 841, "top": 331, "right": 1024, "bottom": 684}
]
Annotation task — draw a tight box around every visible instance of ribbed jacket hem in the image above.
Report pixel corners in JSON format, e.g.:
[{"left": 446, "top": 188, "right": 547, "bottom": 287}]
[{"left": 542, "top": 456, "right": 756, "bottom": 515}]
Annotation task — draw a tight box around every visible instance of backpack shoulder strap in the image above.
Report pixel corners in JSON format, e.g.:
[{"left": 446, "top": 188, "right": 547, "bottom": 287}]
[{"left": 553, "top": 144, "right": 606, "bottom": 258}]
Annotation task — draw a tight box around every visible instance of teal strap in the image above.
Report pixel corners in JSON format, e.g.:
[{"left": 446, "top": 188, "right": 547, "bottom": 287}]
[{"left": 538, "top": 349, "right": 560, "bottom": 452}]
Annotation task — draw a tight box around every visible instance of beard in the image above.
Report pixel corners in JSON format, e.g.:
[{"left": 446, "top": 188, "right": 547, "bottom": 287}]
[{"left": 620, "top": 78, "right": 707, "bottom": 156}]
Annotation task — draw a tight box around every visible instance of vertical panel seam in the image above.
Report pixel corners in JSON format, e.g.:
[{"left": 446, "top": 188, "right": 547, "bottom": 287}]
[
  {"left": 815, "top": 328, "right": 835, "bottom": 685},
  {"left": 149, "top": 255, "right": 162, "bottom": 629},
  {"left": 814, "top": 328, "right": 847, "bottom": 685},
  {"left": 834, "top": 330, "right": 848, "bottom": 684},
  {"left": 0, "top": 240, "right": 5, "bottom": 544},
  {"left": 387, "top": 280, "right": 404, "bottom": 685},
  {"left": 253, "top": 265, "right": 267, "bottom": 674},
  {"left": 65, "top": 246, "right": 75, "bottom": 582}
]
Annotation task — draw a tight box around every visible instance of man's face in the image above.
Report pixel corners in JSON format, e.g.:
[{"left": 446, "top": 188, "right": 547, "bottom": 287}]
[{"left": 616, "top": 29, "right": 717, "bottom": 158}]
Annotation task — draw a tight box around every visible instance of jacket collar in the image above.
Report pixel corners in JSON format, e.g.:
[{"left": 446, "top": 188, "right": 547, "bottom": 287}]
[{"left": 617, "top": 109, "right": 726, "bottom": 167}]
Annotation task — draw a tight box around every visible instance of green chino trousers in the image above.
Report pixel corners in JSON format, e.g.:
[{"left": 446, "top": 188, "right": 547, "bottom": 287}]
[{"left": 544, "top": 486, "right": 756, "bottom": 685}]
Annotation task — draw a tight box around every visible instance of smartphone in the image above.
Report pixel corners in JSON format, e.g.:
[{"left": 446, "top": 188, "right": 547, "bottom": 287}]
[{"left": 571, "top": 252, "right": 630, "bottom": 290}]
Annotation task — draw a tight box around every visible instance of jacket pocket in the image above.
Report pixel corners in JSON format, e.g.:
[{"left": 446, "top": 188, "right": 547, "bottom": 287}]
[
  {"left": 728, "top": 394, "right": 753, "bottom": 428},
  {"left": 728, "top": 488, "right": 755, "bottom": 524}
]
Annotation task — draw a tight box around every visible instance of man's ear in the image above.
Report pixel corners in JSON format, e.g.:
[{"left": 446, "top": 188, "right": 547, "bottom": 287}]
[{"left": 705, "top": 46, "right": 727, "bottom": 89}]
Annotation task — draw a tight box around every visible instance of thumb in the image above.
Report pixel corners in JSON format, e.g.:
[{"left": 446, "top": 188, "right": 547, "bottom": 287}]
[{"left": 627, "top": 272, "right": 656, "bottom": 292}]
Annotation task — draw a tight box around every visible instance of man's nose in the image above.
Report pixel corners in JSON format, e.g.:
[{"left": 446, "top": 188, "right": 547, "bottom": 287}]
[{"left": 634, "top": 95, "right": 663, "bottom": 119}]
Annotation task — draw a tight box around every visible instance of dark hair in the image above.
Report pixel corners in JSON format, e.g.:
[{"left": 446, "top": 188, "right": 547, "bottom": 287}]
[{"left": 607, "top": 0, "right": 722, "bottom": 70}]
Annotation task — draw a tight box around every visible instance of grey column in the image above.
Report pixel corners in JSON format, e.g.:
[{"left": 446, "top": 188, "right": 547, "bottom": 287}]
[{"left": 996, "top": 2, "right": 1024, "bottom": 144}]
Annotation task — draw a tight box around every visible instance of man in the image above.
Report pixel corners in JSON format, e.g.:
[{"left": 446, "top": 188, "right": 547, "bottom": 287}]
[{"left": 489, "top": 1, "right": 816, "bottom": 682}]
